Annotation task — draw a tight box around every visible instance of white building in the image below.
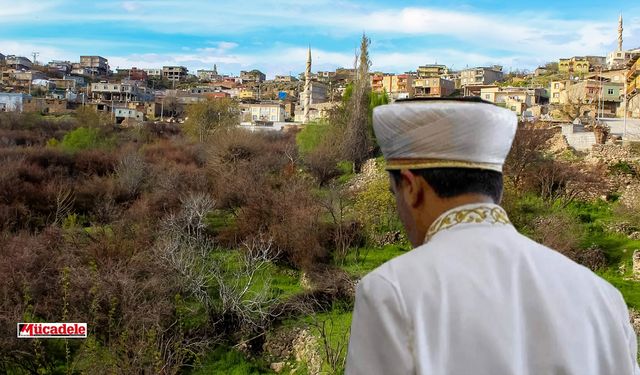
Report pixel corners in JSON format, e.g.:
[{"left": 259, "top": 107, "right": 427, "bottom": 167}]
[
  {"left": 249, "top": 103, "right": 286, "bottom": 122},
  {"left": 115, "top": 108, "right": 145, "bottom": 123},
  {"left": 143, "top": 68, "right": 163, "bottom": 78},
  {"left": 0, "top": 93, "right": 32, "bottom": 112}
]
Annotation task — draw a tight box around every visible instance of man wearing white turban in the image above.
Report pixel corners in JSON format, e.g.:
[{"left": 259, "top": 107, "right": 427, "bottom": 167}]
[{"left": 345, "top": 98, "right": 639, "bottom": 375}]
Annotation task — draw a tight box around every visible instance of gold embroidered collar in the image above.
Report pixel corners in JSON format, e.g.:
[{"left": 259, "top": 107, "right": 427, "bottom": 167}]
[{"left": 424, "top": 204, "right": 511, "bottom": 243}]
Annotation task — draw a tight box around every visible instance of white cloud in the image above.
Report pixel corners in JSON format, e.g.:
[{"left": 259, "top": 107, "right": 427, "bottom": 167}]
[
  {"left": 0, "top": 0, "right": 59, "bottom": 18},
  {"left": 121, "top": 1, "right": 141, "bottom": 12},
  {"left": 1, "top": 1, "right": 639, "bottom": 74}
]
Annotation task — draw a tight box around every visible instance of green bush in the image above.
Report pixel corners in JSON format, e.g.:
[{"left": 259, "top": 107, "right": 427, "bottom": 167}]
[
  {"left": 353, "top": 167, "right": 402, "bottom": 242},
  {"left": 60, "top": 127, "right": 111, "bottom": 152}
]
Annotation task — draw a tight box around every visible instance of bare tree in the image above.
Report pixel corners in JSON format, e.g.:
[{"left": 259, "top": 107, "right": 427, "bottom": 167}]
[
  {"left": 156, "top": 192, "right": 216, "bottom": 304},
  {"left": 115, "top": 151, "right": 148, "bottom": 198},
  {"left": 503, "top": 122, "right": 554, "bottom": 192},
  {"left": 215, "top": 235, "right": 281, "bottom": 332},
  {"left": 52, "top": 187, "right": 74, "bottom": 226}
]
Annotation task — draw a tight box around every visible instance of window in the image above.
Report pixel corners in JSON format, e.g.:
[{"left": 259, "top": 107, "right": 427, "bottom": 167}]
[
  {"left": 554, "top": 83, "right": 559, "bottom": 89},
  {"left": 553, "top": 93, "right": 560, "bottom": 98},
  {"left": 607, "top": 89, "right": 614, "bottom": 95},
  {"left": 484, "top": 94, "right": 490, "bottom": 99}
]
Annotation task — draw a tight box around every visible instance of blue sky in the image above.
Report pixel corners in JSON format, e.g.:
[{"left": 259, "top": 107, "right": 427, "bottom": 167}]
[{"left": 0, "top": 0, "right": 638, "bottom": 78}]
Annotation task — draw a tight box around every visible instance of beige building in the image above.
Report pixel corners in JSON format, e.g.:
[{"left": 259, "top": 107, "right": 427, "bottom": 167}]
[
  {"left": 413, "top": 77, "right": 455, "bottom": 98},
  {"left": 460, "top": 66, "right": 503, "bottom": 86},
  {"left": 480, "top": 86, "right": 546, "bottom": 115},
  {"left": 247, "top": 103, "right": 285, "bottom": 122},
  {"left": 80, "top": 56, "right": 109, "bottom": 76},
  {"left": 417, "top": 64, "right": 448, "bottom": 78},
  {"left": 371, "top": 74, "right": 415, "bottom": 99},
  {"left": 550, "top": 81, "right": 569, "bottom": 104}
]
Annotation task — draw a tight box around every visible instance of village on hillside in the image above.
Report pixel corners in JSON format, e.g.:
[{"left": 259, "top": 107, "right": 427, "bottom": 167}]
[{"left": 0, "top": 16, "right": 639, "bottom": 151}]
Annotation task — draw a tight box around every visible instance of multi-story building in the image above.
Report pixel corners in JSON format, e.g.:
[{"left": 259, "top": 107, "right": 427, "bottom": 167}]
[
  {"left": 460, "top": 66, "right": 503, "bottom": 86},
  {"left": 0, "top": 70, "right": 46, "bottom": 88},
  {"left": 413, "top": 77, "right": 455, "bottom": 98},
  {"left": 550, "top": 81, "right": 569, "bottom": 104},
  {"left": 80, "top": 56, "right": 109, "bottom": 76},
  {"left": 558, "top": 57, "right": 590, "bottom": 75},
  {"left": 70, "top": 63, "right": 92, "bottom": 76},
  {"left": 248, "top": 103, "right": 286, "bottom": 122},
  {"left": 48, "top": 60, "right": 73, "bottom": 74},
  {"left": 417, "top": 64, "right": 449, "bottom": 78},
  {"left": 143, "top": 68, "right": 163, "bottom": 78},
  {"left": 5, "top": 55, "right": 32, "bottom": 71},
  {"left": 90, "top": 81, "right": 151, "bottom": 102},
  {"left": 50, "top": 77, "right": 78, "bottom": 91},
  {"left": 162, "top": 66, "right": 188, "bottom": 82},
  {"left": 480, "top": 86, "right": 546, "bottom": 115},
  {"left": 197, "top": 65, "right": 221, "bottom": 81},
  {"left": 626, "top": 56, "right": 640, "bottom": 98},
  {"left": 371, "top": 74, "right": 415, "bottom": 99},
  {"left": 607, "top": 48, "right": 640, "bottom": 70},
  {"left": 240, "top": 69, "right": 266, "bottom": 83}
]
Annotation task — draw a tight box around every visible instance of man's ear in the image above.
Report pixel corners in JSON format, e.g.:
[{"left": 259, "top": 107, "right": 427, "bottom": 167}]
[{"left": 399, "top": 169, "right": 424, "bottom": 208}]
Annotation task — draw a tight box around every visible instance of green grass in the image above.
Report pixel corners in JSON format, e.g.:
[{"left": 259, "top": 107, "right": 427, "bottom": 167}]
[
  {"left": 598, "top": 270, "right": 640, "bottom": 310},
  {"left": 341, "top": 244, "right": 407, "bottom": 278},
  {"left": 295, "top": 121, "right": 331, "bottom": 155},
  {"left": 191, "top": 347, "right": 273, "bottom": 375}
]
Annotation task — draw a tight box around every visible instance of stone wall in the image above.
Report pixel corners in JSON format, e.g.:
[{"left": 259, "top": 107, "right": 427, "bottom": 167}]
[{"left": 587, "top": 144, "right": 640, "bottom": 164}]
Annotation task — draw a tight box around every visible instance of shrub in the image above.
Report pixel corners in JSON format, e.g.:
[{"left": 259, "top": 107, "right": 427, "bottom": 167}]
[
  {"left": 353, "top": 169, "right": 402, "bottom": 244},
  {"left": 60, "top": 127, "right": 101, "bottom": 152}
]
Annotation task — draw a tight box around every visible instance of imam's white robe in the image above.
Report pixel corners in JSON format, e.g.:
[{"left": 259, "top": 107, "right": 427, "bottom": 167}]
[{"left": 346, "top": 203, "right": 639, "bottom": 375}]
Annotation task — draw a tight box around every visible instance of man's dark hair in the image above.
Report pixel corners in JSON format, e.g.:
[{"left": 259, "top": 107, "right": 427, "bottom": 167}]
[{"left": 389, "top": 168, "right": 503, "bottom": 203}]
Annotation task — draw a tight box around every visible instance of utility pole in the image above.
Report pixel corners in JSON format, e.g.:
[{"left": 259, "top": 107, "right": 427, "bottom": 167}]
[{"left": 623, "top": 79, "right": 628, "bottom": 140}]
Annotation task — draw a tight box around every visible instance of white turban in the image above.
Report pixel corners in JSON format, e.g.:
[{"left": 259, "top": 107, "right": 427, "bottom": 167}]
[{"left": 372, "top": 98, "right": 517, "bottom": 172}]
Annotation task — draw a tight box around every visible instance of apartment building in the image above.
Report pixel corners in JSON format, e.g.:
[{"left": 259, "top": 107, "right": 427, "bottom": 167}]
[
  {"left": 417, "top": 64, "right": 449, "bottom": 78},
  {"left": 240, "top": 69, "right": 266, "bottom": 83},
  {"left": 371, "top": 74, "right": 415, "bottom": 99},
  {"left": 163, "top": 66, "right": 188, "bottom": 82},
  {"left": 413, "top": 77, "right": 455, "bottom": 98},
  {"left": 90, "top": 81, "right": 151, "bottom": 102},
  {"left": 80, "top": 55, "right": 109, "bottom": 76},
  {"left": 143, "top": 68, "right": 163, "bottom": 78},
  {"left": 460, "top": 66, "right": 503, "bottom": 86}
]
